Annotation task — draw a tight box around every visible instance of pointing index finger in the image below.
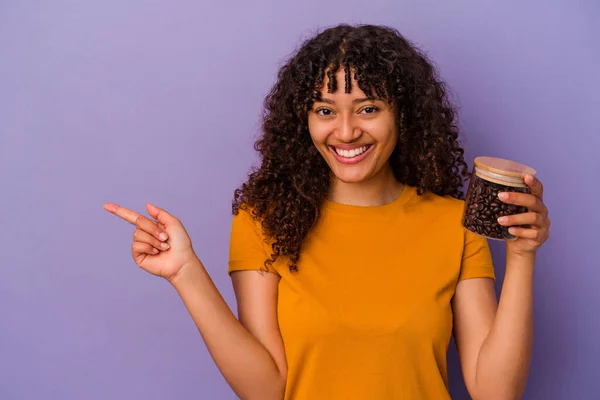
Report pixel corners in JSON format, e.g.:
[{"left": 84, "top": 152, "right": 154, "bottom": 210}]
[{"left": 103, "top": 203, "right": 143, "bottom": 225}]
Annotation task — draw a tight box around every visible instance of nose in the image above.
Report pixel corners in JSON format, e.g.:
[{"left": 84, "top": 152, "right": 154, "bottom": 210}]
[{"left": 335, "top": 114, "right": 362, "bottom": 143}]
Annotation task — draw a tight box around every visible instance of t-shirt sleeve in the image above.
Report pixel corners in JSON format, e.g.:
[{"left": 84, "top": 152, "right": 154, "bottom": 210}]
[
  {"left": 459, "top": 229, "right": 496, "bottom": 281},
  {"left": 228, "top": 208, "right": 279, "bottom": 276}
]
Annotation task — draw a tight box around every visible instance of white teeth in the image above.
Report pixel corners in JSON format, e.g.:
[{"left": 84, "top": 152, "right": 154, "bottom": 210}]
[{"left": 335, "top": 145, "right": 368, "bottom": 158}]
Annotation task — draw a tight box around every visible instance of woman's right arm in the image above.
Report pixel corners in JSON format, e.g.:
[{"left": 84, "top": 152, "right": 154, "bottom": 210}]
[
  {"left": 171, "top": 262, "right": 287, "bottom": 400},
  {"left": 103, "top": 202, "right": 287, "bottom": 400}
]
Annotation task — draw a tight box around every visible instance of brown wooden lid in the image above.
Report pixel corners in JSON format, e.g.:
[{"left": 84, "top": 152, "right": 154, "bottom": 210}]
[{"left": 474, "top": 156, "right": 536, "bottom": 178}]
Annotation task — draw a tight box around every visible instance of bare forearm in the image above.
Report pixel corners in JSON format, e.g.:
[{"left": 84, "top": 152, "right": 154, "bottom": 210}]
[
  {"left": 170, "top": 258, "right": 285, "bottom": 400},
  {"left": 474, "top": 252, "right": 535, "bottom": 400}
]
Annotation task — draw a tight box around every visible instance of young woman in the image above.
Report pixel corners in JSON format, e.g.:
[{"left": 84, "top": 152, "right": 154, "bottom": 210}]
[{"left": 104, "top": 24, "right": 550, "bottom": 400}]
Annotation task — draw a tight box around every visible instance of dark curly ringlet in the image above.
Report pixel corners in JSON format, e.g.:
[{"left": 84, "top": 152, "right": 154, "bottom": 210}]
[{"left": 232, "top": 23, "right": 471, "bottom": 273}]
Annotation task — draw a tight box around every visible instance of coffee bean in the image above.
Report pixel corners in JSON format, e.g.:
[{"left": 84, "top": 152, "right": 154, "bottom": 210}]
[{"left": 462, "top": 174, "right": 529, "bottom": 240}]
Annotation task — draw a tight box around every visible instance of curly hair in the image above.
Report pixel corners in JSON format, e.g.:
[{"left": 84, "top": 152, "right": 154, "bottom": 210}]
[{"left": 232, "top": 23, "right": 470, "bottom": 273}]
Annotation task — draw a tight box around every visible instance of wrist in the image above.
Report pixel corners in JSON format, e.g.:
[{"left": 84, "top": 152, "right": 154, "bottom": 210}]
[
  {"left": 505, "top": 246, "right": 536, "bottom": 275},
  {"left": 507, "top": 250, "right": 536, "bottom": 263},
  {"left": 506, "top": 242, "right": 537, "bottom": 261},
  {"left": 169, "top": 255, "right": 204, "bottom": 288}
]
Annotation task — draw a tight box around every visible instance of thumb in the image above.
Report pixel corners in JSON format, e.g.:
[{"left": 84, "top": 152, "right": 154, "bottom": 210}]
[{"left": 146, "top": 203, "right": 176, "bottom": 225}]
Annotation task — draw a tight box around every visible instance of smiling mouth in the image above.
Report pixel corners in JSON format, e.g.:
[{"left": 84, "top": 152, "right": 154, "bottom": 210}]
[
  {"left": 327, "top": 144, "right": 374, "bottom": 165},
  {"left": 328, "top": 144, "right": 372, "bottom": 159}
]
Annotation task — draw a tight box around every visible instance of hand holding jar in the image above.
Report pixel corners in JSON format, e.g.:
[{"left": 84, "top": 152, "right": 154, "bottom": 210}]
[{"left": 462, "top": 156, "right": 551, "bottom": 257}]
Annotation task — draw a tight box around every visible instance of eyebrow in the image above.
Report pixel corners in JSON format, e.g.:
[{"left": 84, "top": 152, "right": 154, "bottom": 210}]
[{"left": 317, "top": 97, "right": 379, "bottom": 105}]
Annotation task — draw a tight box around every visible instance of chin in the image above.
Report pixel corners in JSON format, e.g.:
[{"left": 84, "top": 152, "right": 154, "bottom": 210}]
[{"left": 331, "top": 168, "right": 372, "bottom": 184}]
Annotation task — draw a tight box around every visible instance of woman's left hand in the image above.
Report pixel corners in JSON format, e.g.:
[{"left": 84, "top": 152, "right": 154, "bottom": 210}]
[{"left": 497, "top": 174, "right": 551, "bottom": 257}]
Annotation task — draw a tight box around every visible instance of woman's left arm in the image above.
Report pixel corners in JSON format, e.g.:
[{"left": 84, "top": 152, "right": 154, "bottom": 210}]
[{"left": 452, "top": 174, "right": 551, "bottom": 400}]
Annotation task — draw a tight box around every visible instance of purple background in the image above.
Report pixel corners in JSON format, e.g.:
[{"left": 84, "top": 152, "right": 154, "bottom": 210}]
[{"left": 1, "top": 1, "right": 598, "bottom": 399}]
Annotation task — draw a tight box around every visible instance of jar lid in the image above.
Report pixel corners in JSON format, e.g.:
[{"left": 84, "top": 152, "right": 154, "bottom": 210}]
[{"left": 474, "top": 156, "right": 536, "bottom": 179}]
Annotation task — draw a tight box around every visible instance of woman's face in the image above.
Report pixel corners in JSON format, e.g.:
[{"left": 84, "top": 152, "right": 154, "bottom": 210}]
[{"left": 308, "top": 68, "right": 398, "bottom": 184}]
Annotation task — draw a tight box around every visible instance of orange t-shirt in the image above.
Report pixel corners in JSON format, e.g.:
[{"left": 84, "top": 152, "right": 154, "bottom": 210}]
[{"left": 228, "top": 185, "right": 495, "bottom": 399}]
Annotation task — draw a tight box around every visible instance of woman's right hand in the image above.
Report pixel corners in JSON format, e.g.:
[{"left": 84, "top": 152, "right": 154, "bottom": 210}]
[{"left": 103, "top": 202, "right": 198, "bottom": 282}]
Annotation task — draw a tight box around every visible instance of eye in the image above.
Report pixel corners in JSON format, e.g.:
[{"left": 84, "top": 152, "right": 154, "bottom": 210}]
[
  {"left": 316, "top": 108, "right": 334, "bottom": 116},
  {"left": 360, "top": 106, "right": 378, "bottom": 114}
]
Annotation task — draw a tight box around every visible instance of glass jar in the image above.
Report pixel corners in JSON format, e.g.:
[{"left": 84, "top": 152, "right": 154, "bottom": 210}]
[{"left": 462, "top": 156, "right": 536, "bottom": 241}]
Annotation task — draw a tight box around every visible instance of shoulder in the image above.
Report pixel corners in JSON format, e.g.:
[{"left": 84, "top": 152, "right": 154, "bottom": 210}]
[
  {"left": 404, "top": 188, "right": 469, "bottom": 249},
  {"left": 231, "top": 205, "right": 281, "bottom": 257},
  {"left": 231, "top": 205, "right": 267, "bottom": 240},
  {"left": 233, "top": 204, "right": 257, "bottom": 225},
  {"left": 229, "top": 205, "right": 283, "bottom": 275},
  {"left": 408, "top": 187, "right": 465, "bottom": 219}
]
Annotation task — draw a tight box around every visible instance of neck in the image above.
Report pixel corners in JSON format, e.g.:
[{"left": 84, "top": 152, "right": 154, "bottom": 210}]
[{"left": 328, "top": 166, "right": 404, "bottom": 207}]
